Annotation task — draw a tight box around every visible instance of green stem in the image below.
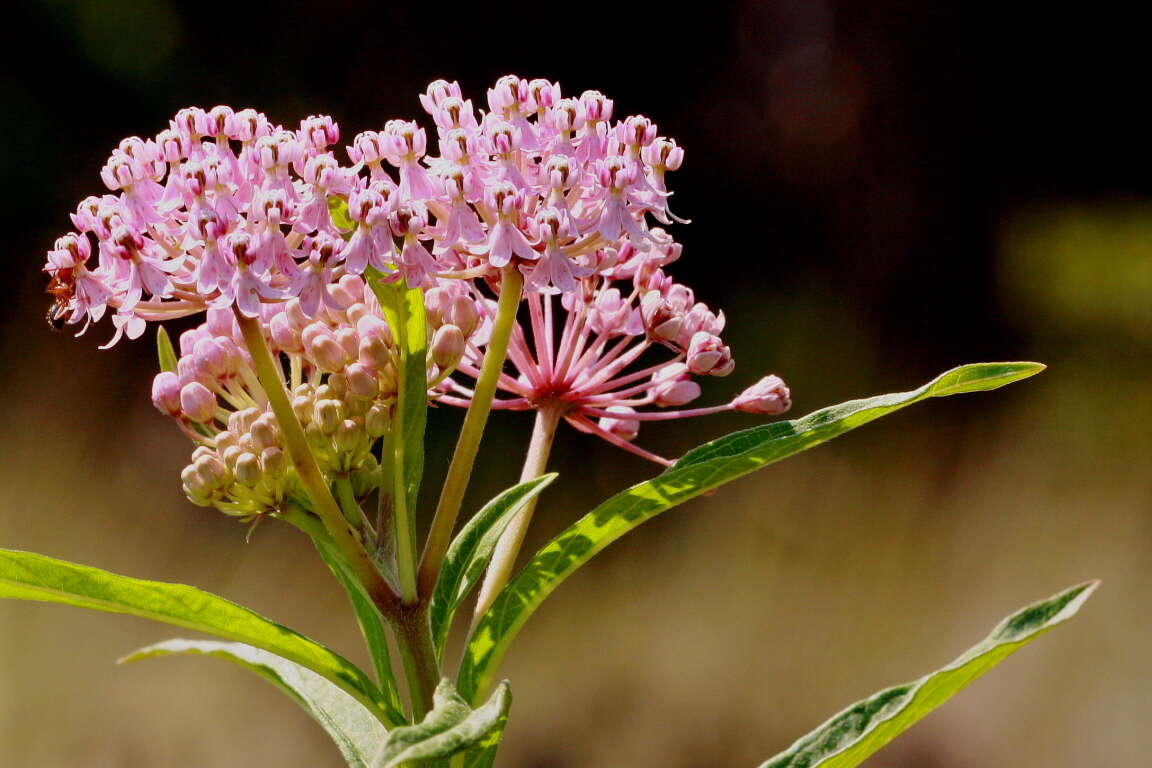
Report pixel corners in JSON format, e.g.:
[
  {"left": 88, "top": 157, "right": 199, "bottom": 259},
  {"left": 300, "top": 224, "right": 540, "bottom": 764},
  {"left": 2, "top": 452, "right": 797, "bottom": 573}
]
[
  {"left": 471, "top": 403, "right": 562, "bottom": 626},
  {"left": 392, "top": 401, "right": 419, "bottom": 604},
  {"left": 334, "top": 475, "right": 369, "bottom": 533},
  {"left": 417, "top": 266, "right": 524, "bottom": 599},
  {"left": 394, "top": 603, "right": 440, "bottom": 720},
  {"left": 234, "top": 310, "right": 400, "bottom": 618}
]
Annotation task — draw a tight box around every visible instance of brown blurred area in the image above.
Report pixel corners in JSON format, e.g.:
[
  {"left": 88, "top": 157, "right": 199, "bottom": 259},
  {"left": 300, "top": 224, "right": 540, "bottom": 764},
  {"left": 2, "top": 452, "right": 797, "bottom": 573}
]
[{"left": 1, "top": 1, "right": 1149, "bottom": 766}]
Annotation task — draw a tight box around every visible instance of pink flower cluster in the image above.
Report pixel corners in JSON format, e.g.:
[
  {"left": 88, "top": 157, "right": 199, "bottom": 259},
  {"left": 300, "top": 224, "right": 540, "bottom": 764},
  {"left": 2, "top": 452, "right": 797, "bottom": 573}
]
[
  {"left": 437, "top": 236, "right": 791, "bottom": 464},
  {"left": 46, "top": 75, "right": 790, "bottom": 490},
  {"left": 44, "top": 76, "right": 688, "bottom": 343}
]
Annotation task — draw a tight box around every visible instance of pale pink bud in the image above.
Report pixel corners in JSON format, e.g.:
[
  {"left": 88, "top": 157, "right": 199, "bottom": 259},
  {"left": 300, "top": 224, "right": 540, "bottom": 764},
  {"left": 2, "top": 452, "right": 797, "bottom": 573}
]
[
  {"left": 651, "top": 363, "right": 702, "bottom": 407},
  {"left": 194, "top": 337, "right": 234, "bottom": 379},
  {"left": 346, "top": 362, "right": 379, "bottom": 398},
  {"left": 598, "top": 406, "right": 639, "bottom": 442},
  {"left": 449, "top": 295, "right": 480, "bottom": 337},
  {"left": 180, "top": 382, "right": 216, "bottom": 423},
  {"left": 431, "top": 324, "right": 465, "bottom": 369},
  {"left": 732, "top": 375, "right": 791, "bottom": 415},
  {"left": 336, "top": 327, "right": 360, "bottom": 360},
  {"left": 686, "top": 332, "right": 733, "bottom": 376},
  {"left": 269, "top": 313, "right": 302, "bottom": 354},
  {"left": 151, "top": 372, "right": 182, "bottom": 416}
]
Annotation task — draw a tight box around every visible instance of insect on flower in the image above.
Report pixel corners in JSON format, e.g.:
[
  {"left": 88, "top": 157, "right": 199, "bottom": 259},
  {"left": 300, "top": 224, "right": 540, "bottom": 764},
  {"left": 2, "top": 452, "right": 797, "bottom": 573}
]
[{"left": 44, "top": 265, "right": 75, "bottom": 331}]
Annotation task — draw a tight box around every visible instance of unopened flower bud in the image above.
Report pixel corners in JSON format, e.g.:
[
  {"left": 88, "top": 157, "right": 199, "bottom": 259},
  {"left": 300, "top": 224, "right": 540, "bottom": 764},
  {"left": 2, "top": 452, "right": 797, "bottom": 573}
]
[
  {"left": 598, "top": 406, "right": 639, "bottom": 442},
  {"left": 651, "top": 363, "right": 701, "bottom": 407},
  {"left": 449, "top": 296, "right": 480, "bottom": 337},
  {"left": 335, "top": 418, "right": 361, "bottom": 453},
  {"left": 182, "top": 465, "right": 213, "bottom": 504},
  {"left": 233, "top": 452, "right": 261, "bottom": 487},
  {"left": 260, "top": 446, "right": 287, "bottom": 478},
  {"left": 180, "top": 382, "right": 216, "bottom": 423},
  {"left": 269, "top": 313, "right": 301, "bottom": 353},
  {"left": 365, "top": 403, "right": 390, "bottom": 438},
  {"left": 640, "top": 291, "right": 683, "bottom": 342},
  {"left": 686, "top": 332, "right": 733, "bottom": 376},
  {"left": 327, "top": 372, "right": 349, "bottom": 399},
  {"left": 309, "top": 334, "right": 348, "bottom": 372},
  {"left": 431, "top": 324, "right": 465, "bottom": 369},
  {"left": 335, "top": 327, "right": 359, "bottom": 360},
  {"left": 220, "top": 444, "right": 244, "bottom": 469},
  {"left": 194, "top": 453, "right": 229, "bottom": 488},
  {"left": 732, "top": 375, "right": 791, "bottom": 415},
  {"left": 359, "top": 334, "right": 393, "bottom": 368},
  {"left": 345, "top": 362, "right": 378, "bottom": 398},
  {"left": 151, "top": 372, "right": 182, "bottom": 416},
  {"left": 315, "top": 399, "right": 343, "bottom": 435},
  {"left": 214, "top": 430, "right": 239, "bottom": 453},
  {"left": 228, "top": 407, "right": 260, "bottom": 435},
  {"left": 250, "top": 416, "right": 279, "bottom": 450},
  {"left": 292, "top": 395, "right": 313, "bottom": 425}
]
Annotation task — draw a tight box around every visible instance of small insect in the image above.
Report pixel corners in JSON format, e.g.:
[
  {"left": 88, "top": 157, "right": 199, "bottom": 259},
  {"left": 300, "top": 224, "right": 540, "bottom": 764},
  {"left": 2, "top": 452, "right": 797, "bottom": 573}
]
[{"left": 45, "top": 266, "right": 75, "bottom": 331}]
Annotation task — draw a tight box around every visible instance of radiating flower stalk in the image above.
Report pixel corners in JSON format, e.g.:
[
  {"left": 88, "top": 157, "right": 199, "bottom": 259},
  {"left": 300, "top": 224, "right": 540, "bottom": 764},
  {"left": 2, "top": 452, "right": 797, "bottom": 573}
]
[{"left": 43, "top": 76, "right": 792, "bottom": 722}]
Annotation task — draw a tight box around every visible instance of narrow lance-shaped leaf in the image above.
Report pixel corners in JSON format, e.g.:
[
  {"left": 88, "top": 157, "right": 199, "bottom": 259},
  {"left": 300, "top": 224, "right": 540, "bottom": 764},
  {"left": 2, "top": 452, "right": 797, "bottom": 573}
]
[
  {"left": 156, "top": 325, "right": 178, "bottom": 373},
  {"left": 371, "top": 679, "right": 512, "bottom": 768},
  {"left": 429, "top": 474, "right": 558, "bottom": 659},
  {"left": 366, "top": 269, "right": 428, "bottom": 519},
  {"left": 0, "top": 549, "right": 395, "bottom": 726},
  {"left": 311, "top": 535, "right": 407, "bottom": 727},
  {"left": 760, "top": 581, "right": 1097, "bottom": 768},
  {"left": 458, "top": 362, "right": 1045, "bottom": 702},
  {"left": 122, "top": 639, "right": 389, "bottom": 768}
]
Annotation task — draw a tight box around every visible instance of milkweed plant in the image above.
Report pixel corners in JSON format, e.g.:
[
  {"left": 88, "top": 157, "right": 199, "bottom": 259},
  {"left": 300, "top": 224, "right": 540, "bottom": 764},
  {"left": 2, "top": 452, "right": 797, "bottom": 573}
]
[{"left": 5, "top": 76, "right": 1096, "bottom": 767}]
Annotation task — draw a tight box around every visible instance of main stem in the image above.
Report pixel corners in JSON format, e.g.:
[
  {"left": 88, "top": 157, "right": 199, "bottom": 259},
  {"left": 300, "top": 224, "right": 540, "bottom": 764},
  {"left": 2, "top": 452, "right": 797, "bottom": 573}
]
[
  {"left": 417, "top": 265, "right": 524, "bottom": 599},
  {"left": 394, "top": 603, "right": 441, "bottom": 720},
  {"left": 471, "top": 403, "right": 562, "bottom": 625},
  {"left": 234, "top": 310, "right": 400, "bottom": 617}
]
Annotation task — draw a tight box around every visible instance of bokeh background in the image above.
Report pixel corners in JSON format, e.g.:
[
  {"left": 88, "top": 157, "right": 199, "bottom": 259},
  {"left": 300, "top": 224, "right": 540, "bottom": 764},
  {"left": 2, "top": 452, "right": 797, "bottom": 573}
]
[{"left": 1, "top": 2, "right": 1148, "bottom": 766}]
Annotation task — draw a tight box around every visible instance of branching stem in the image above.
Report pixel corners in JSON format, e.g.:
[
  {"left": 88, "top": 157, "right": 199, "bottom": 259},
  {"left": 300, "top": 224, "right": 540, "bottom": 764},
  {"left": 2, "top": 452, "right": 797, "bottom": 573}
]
[
  {"left": 471, "top": 403, "right": 562, "bottom": 626},
  {"left": 417, "top": 266, "right": 524, "bottom": 599}
]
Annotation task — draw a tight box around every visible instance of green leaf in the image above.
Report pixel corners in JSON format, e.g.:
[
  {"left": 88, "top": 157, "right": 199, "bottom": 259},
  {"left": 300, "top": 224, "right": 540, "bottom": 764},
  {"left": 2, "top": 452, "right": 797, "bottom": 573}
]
[
  {"left": 760, "top": 581, "right": 1097, "bottom": 768},
  {"left": 0, "top": 548, "right": 395, "bottom": 726},
  {"left": 329, "top": 195, "right": 356, "bottom": 232},
  {"left": 371, "top": 679, "right": 512, "bottom": 768},
  {"left": 458, "top": 362, "right": 1045, "bottom": 702},
  {"left": 366, "top": 270, "right": 429, "bottom": 525},
  {"left": 122, "top": 639, "right": 388, "bottom": 767},
  {"left": 311, "top": 536, "right": 407, "bottom": 727},
  {"left": 156, "top": 325, "right": 177, "bottom": 373},
  {"left": 429, "top": 474, "right": 557, "bottom": 659}
]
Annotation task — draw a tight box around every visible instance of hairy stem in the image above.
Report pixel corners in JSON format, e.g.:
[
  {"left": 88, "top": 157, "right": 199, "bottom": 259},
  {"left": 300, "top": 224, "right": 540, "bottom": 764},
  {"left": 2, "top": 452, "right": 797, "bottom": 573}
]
[
  {"left": 417, "top": 266, "right": 524, "bottom": 599},
  {"left": 234, "top": 310, "right": 400, "bottom": 617},
  {"left": 471, "top": 403, "right": 562, "bottom": 626}
]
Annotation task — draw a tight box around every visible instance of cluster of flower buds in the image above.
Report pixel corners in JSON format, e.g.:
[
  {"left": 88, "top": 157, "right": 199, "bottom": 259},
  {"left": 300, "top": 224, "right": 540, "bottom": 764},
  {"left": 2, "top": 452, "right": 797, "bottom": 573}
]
[
  {"left": 149, "top": 275, "right": 479, "bottom": 516},
  {"left": 49, "top": 75, "right": 791, "bottom": 490}
]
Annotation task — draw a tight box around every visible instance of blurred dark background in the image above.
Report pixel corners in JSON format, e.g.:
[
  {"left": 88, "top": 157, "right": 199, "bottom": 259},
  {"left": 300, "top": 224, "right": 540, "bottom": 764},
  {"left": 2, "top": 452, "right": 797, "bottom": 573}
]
[{"left": 1, "top": 2, "right": 1148, "bottom": 766}]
